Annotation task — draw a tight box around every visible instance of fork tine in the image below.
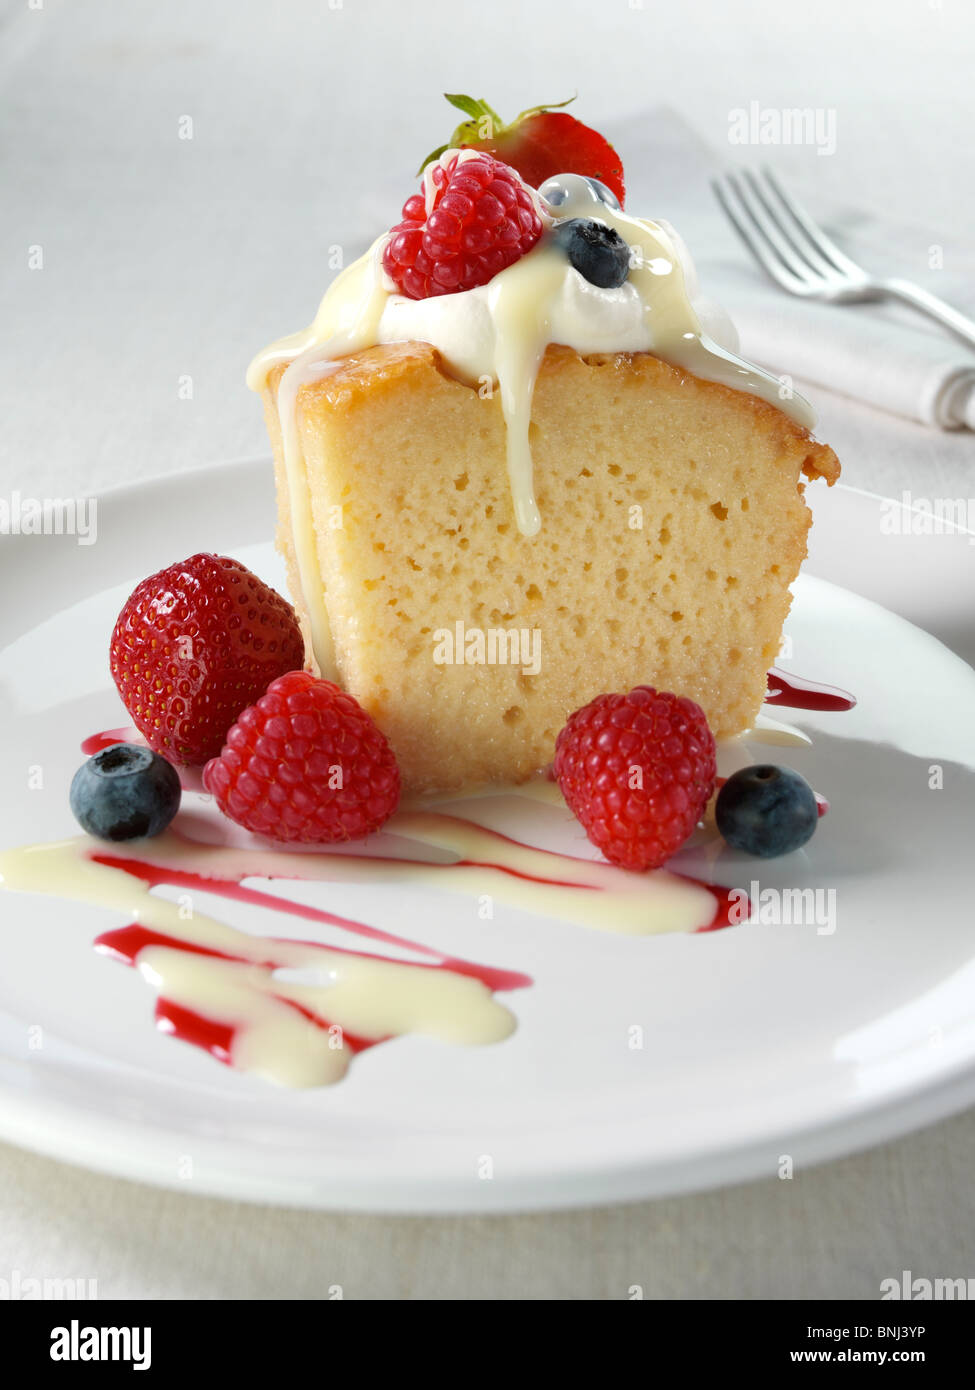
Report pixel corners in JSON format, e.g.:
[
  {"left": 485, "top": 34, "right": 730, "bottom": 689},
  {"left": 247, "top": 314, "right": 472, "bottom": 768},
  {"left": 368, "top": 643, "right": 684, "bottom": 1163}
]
[
  {"left": 758, "top": 166, "right": 864, "bottom": 277},
  {"left": 711, "top": 175, "right": 808, "bottom": 293},
  {"left": 731, "top": 170, "right": 823, "bottom": 284},
  {"left": 740, "top": 169, "right": 836, "bottom": 280},
  {"left": 748, "top": 168, "right": 840, "bottom": 278}
]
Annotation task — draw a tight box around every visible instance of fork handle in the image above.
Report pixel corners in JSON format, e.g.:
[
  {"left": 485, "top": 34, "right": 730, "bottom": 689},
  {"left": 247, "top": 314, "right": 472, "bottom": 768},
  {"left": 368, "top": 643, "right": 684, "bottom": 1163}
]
[{"left": 882, "top": 278, "right": 975, "bottom": 353}]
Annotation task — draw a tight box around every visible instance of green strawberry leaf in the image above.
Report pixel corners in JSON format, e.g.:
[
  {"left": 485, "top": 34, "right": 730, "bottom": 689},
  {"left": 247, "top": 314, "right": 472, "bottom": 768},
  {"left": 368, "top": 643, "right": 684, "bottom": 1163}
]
[
  {"left": 444, "top": 93, "right": 502, "bottom": 126},
  {"left": 417, "top": 93, "right": 590, "bottom": 181},
  {"left": 416, "top": 142, "right": 449, "bottom": 175}
]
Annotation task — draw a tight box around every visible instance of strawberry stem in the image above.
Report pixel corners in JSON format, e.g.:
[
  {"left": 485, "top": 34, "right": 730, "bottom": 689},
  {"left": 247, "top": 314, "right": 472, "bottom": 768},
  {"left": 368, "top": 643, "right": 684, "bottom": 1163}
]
[{"left": 509, "top": 95, "right": 577, "bottom": 125}]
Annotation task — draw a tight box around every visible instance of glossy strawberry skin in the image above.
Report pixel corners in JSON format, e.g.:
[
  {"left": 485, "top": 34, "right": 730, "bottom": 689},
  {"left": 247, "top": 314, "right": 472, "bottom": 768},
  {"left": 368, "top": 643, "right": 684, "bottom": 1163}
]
[
  {"left": 475, "top": 111, "right": 626, "bottom": 207},
  {"left": 110, "top": 554, "right": 305, "bottom": 765},
  {"left": 422, "top": 96, "right": 627, "bottom": 207}
]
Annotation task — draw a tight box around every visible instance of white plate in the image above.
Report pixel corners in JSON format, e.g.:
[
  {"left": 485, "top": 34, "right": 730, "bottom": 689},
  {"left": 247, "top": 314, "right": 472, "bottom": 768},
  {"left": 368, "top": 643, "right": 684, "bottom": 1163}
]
[{"left": 0, "top": 461, "right": 973, "bottom": 1212}]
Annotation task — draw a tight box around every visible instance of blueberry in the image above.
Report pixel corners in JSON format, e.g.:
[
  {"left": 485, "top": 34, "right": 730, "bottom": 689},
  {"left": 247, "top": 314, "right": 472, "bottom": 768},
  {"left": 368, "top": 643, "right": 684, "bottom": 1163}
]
[
  {"left": 70, "top": 743, "right": 181, "bottom": 842},
  {"left": 715, "top": 765, "right": 818, "bottom": 858},
  {"left": 550, "top": 218, "right": 631, "bottom": 289}
]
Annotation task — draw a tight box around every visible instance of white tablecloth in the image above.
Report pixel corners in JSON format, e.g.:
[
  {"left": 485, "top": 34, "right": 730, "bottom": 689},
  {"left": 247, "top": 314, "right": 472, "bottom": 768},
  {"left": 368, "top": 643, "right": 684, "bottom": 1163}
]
[{"left": 1, "top": 0, "right": 973, "bottom": 1299}]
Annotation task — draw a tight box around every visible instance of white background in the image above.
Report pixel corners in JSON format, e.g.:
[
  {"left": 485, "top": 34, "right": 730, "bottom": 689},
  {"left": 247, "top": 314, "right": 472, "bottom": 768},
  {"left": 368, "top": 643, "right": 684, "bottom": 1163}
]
[{"left": 1, "top": 0, "right": 973, "bottom": 1298}]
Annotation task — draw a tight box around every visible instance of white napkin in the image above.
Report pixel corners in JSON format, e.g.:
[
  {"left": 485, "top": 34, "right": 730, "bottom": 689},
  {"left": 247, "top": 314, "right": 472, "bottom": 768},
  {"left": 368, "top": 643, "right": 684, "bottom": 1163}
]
[{"left": 605, "top": 109, "right": 975, "bottom": 431}]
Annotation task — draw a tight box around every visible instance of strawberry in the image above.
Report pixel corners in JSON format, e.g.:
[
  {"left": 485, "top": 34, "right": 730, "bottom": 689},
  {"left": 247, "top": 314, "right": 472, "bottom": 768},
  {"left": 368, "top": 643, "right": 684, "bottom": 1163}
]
[
  {"left": 420, "top": 94, "right": 626, "bottom": 208},
  {"left": 110, "top": 554, "right": 306, "bottom": 765}
]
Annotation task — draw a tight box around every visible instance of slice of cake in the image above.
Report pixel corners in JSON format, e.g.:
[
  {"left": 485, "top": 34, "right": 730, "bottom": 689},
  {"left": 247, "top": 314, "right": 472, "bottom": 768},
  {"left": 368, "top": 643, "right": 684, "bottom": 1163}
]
[{"left": 250, "top": 135, "right": 839, "bottom": 795}]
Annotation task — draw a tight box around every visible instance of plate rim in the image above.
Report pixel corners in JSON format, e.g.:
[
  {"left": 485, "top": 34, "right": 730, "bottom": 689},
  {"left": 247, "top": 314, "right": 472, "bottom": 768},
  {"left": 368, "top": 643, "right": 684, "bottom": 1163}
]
[
  {"left": 0, "top": 1052, "right": 973, "bottom": 1214},
  {"left": 1, "top": 459, "right": 973, "bottom": 1212}
]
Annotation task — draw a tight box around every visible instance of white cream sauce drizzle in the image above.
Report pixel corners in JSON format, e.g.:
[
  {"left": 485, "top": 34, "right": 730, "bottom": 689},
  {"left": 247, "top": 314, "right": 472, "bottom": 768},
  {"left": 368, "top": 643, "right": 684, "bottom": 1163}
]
[
  {"left": 246, "top": 160, "right": 815, "bottom": 678},
  {"left": 0, "top": 839, "right": 515, "bottom": 1087},
  {"left": 0, "top": 795, "right": 720, "bottom": 1087}
]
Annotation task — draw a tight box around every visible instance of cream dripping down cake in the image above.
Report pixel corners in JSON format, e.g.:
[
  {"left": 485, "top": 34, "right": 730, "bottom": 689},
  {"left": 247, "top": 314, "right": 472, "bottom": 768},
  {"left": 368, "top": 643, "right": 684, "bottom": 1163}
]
[{"left": 248, "top": 98, "right": 840, "bottom": 795}]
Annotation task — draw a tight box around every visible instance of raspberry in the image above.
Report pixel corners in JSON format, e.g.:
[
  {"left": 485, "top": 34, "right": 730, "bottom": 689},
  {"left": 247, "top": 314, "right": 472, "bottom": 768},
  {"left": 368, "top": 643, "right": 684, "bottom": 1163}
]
[
  {"left": 110, "top": 554, "right": 305, "bottom": 765},
  {"left": 382, "top": 151, "right": 544, "bottom": 299},
  {"left": 554, "top": 687, "right": 716, "bottom": 871},
  {"left": 202, "top": 671, "right": 400, "bottom": 844}
]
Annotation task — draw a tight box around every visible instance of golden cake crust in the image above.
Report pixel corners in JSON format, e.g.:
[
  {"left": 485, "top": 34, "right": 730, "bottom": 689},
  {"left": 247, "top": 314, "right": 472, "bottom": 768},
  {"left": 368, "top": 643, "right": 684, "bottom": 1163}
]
[
  {"left": 271, "top": 342, "right": 840, "bottom": 483},
  {"left": 264, "top": 343, "right": 839, "bottom": 792}
]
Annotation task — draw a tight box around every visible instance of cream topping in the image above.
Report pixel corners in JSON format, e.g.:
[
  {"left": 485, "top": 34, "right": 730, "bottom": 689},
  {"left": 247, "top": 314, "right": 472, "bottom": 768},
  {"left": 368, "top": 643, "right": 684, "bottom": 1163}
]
[{"left": 247, "top": 161, "right": 815, "bottom": 678}]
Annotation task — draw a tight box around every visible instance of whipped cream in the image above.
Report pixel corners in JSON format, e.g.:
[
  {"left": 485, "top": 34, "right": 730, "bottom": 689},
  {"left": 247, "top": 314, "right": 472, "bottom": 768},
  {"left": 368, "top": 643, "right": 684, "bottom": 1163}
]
[
  {"left": 375, "top": 219, "right": 740, "bottom": 376},
  {"left": 248, "top": 156, "right": 815, "bottom": 680}
]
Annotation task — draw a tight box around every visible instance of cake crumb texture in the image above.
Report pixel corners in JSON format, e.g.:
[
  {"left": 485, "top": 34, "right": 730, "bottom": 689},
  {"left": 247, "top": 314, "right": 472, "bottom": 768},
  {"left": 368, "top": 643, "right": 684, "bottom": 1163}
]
[{"left": 265, "top": 343, "right": 839, "bottom": 793}]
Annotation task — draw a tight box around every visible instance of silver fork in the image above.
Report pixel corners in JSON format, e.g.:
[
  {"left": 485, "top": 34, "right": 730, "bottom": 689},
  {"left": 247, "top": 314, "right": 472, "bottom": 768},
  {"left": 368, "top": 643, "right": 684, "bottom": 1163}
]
[{"left": 712, "top": 167, "right": 975, "bottom": 352}]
